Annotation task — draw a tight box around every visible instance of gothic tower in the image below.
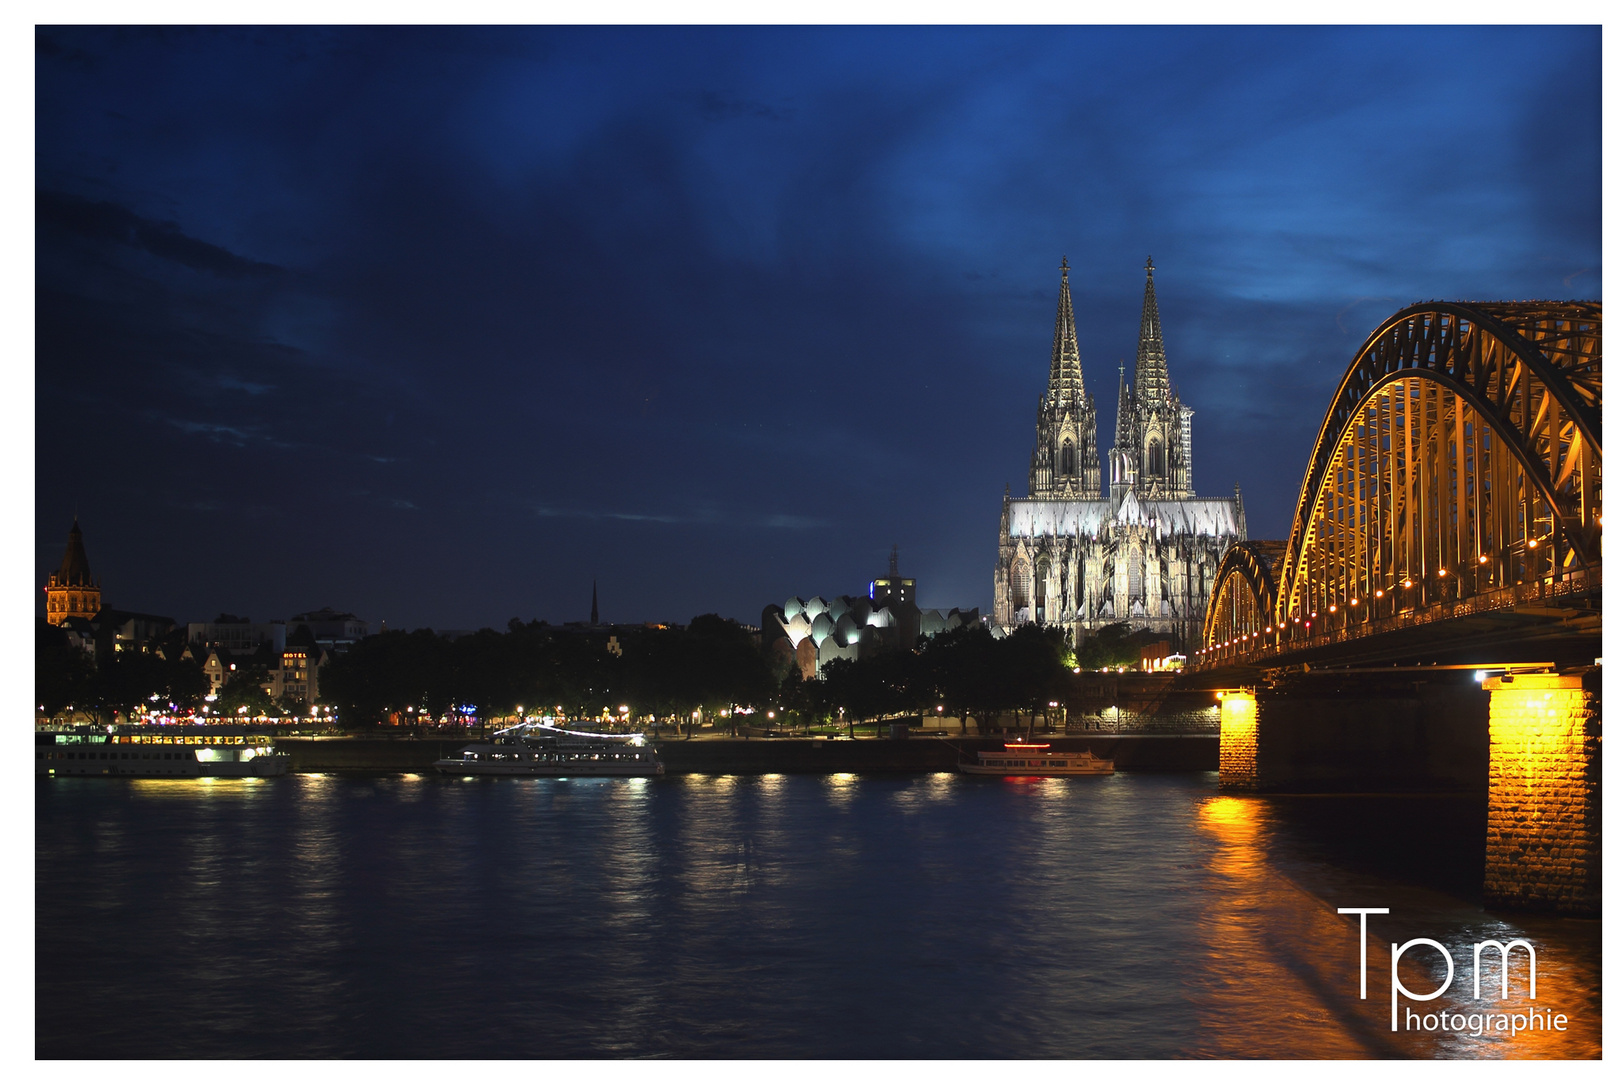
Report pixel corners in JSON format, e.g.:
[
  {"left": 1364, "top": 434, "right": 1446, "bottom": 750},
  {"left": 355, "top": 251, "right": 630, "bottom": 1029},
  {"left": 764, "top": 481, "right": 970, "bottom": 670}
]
[
  {"left": 1125, "top": 258, "right": 1194, "bottom": 498},
  {"left": 45, "top": 518, "right": 101, "bottom": 626},
  {"left": 1028, "top": 258, "right": 1100, "bottom": 498}
]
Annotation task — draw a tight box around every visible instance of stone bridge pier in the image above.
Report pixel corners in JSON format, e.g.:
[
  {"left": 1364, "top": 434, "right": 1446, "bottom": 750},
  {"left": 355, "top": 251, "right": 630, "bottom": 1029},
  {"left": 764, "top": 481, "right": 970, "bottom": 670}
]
[
  {"left": 1216, "top": 668, "right": 1600, "bottom": 914},
  {"left": 1480, "top": 671, "right": 1601, "bottom": 915}
]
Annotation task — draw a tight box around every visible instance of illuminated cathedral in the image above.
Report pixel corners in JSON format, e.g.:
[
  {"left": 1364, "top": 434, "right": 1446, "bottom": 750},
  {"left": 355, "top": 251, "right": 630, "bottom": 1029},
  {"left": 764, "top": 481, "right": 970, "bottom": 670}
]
[{"left": 993, "top": 259, "right": 1245, "bottom": 651}]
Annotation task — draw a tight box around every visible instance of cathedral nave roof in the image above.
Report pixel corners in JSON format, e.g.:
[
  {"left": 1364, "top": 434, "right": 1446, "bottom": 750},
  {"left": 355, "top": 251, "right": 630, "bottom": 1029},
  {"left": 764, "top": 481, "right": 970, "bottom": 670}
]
[{"left": 1007, "top": 496, "right": 1241, "bottom": 540}]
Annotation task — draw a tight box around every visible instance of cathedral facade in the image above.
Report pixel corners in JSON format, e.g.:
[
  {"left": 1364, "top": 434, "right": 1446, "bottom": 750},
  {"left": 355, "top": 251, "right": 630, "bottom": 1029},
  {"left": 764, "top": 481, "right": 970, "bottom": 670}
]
[{"left": 993, "top": 259, "right": 1245, "bottom": 651}]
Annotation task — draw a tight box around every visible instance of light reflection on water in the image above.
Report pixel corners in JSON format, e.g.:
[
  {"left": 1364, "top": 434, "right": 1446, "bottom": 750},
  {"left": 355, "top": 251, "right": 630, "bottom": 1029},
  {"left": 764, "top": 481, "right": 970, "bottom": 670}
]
[
  {"left": 1191, "top": 794, "right": 1600, "bottom": 1060},
  {"left": 36, "top": 773, "right": 1598, "bottom": 1059}
]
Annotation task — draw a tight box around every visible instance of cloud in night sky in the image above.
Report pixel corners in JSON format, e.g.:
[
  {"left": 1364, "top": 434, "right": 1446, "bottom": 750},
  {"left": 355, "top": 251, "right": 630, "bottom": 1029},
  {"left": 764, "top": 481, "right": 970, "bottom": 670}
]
[{"left": 34, "top": 25, "right": 1601, "bottom": 631}]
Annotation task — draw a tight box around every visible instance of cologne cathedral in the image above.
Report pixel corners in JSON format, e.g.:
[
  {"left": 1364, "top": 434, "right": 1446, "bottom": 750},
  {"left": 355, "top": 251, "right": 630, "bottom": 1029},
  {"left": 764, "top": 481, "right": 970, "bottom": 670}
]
[{"left": 992, "top": 258, "right": 1245, "bottom": 651}]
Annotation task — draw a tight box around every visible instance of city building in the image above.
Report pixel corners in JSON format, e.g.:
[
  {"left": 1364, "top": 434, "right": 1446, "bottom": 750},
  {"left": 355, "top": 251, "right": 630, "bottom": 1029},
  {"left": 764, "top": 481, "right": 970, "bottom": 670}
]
[
  {"left": 44, "top": 519, "right": 101, "bottom": 626},
  {"left": 270, "top": 642, "right": 326, "bottom": 709},
  {"left": 993, "top": 259, "right": 1245, "bottom": 651},
  {"left": 42, "top": 519, "right": 183, "bottom": 664},
  {"left": 762, "top": 549, "right": 980, "bottom": 678},
  {"left": 90, "top": 609, "right": 179, "bottom": 660},
  {"left": 201, "top": 648, "right": 229, "bottom": 695},
  {"left": 188, "top": 614, "right": 287, "bottom": 655},
  {"left": 286, "top": 608, "right": 370, "bottom": 651}
]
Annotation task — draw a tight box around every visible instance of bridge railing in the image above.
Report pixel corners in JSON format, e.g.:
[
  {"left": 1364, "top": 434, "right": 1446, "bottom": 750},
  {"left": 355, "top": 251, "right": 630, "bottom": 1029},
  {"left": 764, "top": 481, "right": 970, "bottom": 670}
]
[{"left": 1197, "top": 565, "right": 1601, "bottom": 668}]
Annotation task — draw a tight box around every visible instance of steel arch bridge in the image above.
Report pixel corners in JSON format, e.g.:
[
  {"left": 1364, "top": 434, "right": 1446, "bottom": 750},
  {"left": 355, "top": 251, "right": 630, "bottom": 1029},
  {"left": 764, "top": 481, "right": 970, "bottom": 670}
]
[{"left": 1200, "top": 301, "right": 1601, "bottom": 668}]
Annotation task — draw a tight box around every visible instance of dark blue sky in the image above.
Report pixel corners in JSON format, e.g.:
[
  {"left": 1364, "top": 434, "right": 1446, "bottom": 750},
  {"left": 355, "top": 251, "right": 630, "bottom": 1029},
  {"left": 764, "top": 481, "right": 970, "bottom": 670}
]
[{"left": 34, "top": 25, "right": 1601, "bottom": 631}]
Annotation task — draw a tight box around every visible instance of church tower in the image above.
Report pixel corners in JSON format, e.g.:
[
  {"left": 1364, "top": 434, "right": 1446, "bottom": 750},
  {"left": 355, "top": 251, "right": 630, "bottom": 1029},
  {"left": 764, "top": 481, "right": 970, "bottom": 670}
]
[
  {"left": 45, "top": 518, "right": 101, "bottom": 626},
  {"left": 1028, "top": 258, "right": 1100, "bottom": 498},
  {"left": 1125, "top": 258, "right": 1194, "bottom": 498}
]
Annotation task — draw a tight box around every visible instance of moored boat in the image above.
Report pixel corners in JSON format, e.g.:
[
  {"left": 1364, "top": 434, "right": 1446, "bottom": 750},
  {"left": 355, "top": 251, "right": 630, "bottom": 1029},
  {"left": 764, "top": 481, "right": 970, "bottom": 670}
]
[
  {"left": 37, "top": 724, "right": 291, "bottom": 777},
  {"left": 434, "top": 720, "right": 664, "bottom": 777},
  {"left": 959, "top": 740, "right": 1113, "bottom": 777}
]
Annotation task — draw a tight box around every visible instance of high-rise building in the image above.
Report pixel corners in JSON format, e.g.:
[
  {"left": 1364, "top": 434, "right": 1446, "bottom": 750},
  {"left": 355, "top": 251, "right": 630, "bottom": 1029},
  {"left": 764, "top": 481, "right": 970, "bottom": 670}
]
[
  {"left": 993, "top": 259, "right": 1245, "bottom": 651},
  {"left": 44, "top": 518, "right": 101, "bottom": 626}
]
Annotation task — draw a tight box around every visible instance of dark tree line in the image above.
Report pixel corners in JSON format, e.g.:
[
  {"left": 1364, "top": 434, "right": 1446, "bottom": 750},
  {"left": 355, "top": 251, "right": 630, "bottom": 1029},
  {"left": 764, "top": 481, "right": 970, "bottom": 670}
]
[
  {"left": 319, "top": 618, "right": 1080, "bottom": 734},
  {"left": 36, "top": 621, "right": 209, "bottom": 722},
  {"left": 796, "top": 623, "right": 1075, "bottom": 735},
  {"left": 1073, "top": 621, "right": 1145, "bottom": 670},
  {"left": 319, "top": 614, "right": 776, "bottom": 730},
  {"left": 39, "top": 607, "right": 1138, "bottom": 735}
]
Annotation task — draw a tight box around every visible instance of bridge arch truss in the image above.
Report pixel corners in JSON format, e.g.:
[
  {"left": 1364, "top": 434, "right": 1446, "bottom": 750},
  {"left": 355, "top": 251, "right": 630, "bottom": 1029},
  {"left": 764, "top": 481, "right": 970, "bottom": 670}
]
[{"left": 1202, "top": 301, "right": 1600, "bottom": 664}]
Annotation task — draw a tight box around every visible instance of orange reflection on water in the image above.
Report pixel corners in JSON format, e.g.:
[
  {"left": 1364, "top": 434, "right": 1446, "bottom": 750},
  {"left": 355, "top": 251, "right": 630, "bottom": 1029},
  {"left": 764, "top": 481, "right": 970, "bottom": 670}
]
[
  {"left": 1192, "top": 795, "right": 1396, "bottom": 1057},
  {"left": 1192, "top": 794, "right": 1600, "bottom": 1059}
]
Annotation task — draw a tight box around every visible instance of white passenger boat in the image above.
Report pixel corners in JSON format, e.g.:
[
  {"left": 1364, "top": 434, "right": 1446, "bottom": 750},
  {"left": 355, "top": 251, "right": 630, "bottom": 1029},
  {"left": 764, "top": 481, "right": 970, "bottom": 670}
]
[
  {"left": 37, "top": 725, "right": 291, "bottom": 777},
  {"left": 959, "top": 741, "right": 1114, "bottom": 776},
  {"left": 434, "top": 720, "right": 664, "bottom": 777}
]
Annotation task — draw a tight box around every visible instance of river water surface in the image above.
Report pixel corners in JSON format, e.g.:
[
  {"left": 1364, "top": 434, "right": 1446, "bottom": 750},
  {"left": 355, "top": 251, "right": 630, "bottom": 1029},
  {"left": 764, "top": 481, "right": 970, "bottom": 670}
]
[{"left": 35, "top": 771, "right": 1600, "bottom": 1058}]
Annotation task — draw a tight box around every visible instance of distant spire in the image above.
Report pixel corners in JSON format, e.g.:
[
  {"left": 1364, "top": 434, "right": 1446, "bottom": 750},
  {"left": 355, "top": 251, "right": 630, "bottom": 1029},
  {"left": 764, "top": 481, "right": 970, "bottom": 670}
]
[
  {"left": 590, "top": 579, "right": 599, "bottom": 626},
  {"left": 889, "top": 544, "right": 899, "bottom": 578},
  {"left": 1135, "top": 256, "right": 1170, "bottom": 404},
  {"left": 1047, "top": 257, "right": 1085, "bottom": 397},
  {"left": 56, "top": 517, "right": 93, "bottom": 586}
]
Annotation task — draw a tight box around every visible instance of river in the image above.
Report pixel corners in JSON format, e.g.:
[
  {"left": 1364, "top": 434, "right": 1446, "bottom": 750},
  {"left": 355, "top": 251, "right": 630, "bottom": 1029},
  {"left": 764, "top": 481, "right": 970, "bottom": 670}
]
[{"left": 35, "top": 771, "right": 1600, "bottom": 1058}]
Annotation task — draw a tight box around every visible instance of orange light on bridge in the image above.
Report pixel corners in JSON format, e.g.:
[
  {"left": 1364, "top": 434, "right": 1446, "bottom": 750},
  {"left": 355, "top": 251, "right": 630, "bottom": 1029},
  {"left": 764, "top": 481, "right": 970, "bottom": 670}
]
[
  {"left": 1328, "top": 605, "right": 1337, "bottom": 613},
  {"left": 1349, "top": 598, "right": 1358, "bottom": 606},
  {"left": 1438, "top": 568, "right": 1447, "bottom": 577},
  {"left": 1376, "top": 589, "right": 1384, "bottom": 598},
  {"left": 1403, "top": 580, "right": 1413, "bottom": 588},
  {"left": 1480, "top": 555, "right": 1490, "bottom": 564},
  {"left": 1528, "top": 538, "right": 1539, "bottom": 549}
]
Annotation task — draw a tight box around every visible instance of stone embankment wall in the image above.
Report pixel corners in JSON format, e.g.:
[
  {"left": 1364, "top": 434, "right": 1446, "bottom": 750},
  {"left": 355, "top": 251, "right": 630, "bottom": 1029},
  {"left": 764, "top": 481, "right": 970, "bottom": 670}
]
[
  {"left": 1215, "top": 675, "right": 1490, "bottom": 793},
  {"left": 1063, "top": 673, "right": 1221, "bottom": 735},
  {"left": 1482, "top": 672, "right": 1601, "bottom": 916}
]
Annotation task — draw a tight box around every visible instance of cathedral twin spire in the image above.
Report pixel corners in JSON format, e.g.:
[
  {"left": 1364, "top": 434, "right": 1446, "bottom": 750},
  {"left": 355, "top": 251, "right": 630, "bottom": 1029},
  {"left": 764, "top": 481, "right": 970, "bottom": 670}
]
[
  {"left": 1029, "top": 257, "right": 1100, "bottom": 498},
  {"left": 1034, "top": 256, "right": 1192, "bottom": 502},
  {"left": 1134, "top": 256, "right": 1171, "bottom": 403},
  {"left": 1048, "top": 257, "right": 1086, "bottom": 397}
]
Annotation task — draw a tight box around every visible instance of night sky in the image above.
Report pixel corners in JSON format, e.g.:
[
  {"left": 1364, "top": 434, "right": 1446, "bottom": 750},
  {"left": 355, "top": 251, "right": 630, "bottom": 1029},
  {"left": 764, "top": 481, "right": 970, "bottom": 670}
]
[{"left": 34, "top": 25, "right": 1601, "bottom": 633}]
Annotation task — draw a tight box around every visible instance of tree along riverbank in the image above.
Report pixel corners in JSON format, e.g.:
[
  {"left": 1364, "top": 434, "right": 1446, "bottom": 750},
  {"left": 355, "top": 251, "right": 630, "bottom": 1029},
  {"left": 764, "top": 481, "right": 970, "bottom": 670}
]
[{"left": 271, "top": 733, "right": 1217, "bottom": 774}]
